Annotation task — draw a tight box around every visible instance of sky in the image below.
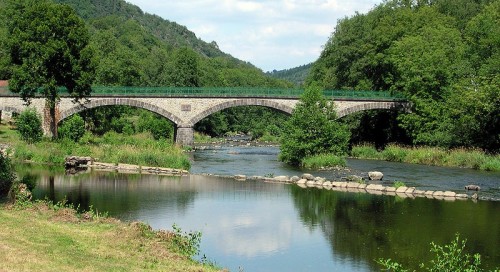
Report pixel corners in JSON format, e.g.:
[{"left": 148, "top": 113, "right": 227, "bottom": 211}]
[{"left": 126, "top": 0, "right": 381, "bottom": 72}]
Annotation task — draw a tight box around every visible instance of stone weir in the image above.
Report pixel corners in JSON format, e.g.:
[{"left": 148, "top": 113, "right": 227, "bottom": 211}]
[
  {"left": 204, "top": 173, "right": 482, "bottom": 202},
  {"left": 64, "top": 156, "right": 189, "bottom": 176}
]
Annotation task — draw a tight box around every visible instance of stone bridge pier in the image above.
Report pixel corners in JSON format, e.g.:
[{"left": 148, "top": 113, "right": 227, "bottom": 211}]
[{"left": 175, "top": 127, "right": 194, "bottom": 146}]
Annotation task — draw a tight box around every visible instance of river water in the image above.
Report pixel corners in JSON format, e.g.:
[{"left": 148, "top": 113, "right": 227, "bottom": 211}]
[{"left": 24, "top": 145, "right": 500, "bottom": 271}]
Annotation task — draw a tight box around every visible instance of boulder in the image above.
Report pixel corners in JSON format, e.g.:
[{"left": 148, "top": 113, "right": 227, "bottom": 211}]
[
  {"left": 346, "top": 182, "right": 360, "bottom": 188},
  {"left": 385, "top": 187, "right": 396, "bottom": 192},
  {"left": 234, "top": 175, "right": 247, "bottom": 180},
  {"left": 302, "top": 173, "right": 315, "bottom": 180},
  {"left": 395, "top": 186, "right": 408, "bottom": 193},
  {"left": 405, "top": 187, "right": 415, "bottom": 194},
  {"left": 433, "top": 191, "right": 445, "bottom": 197},
  {"left": 413, "top": 190, "right": 425, "bottom": 195},
  {"left": 358, "top": 184, "right": 367, "bottom": 189},
  {"left": 274, "top": 176, "right": 289, "bottom": 182},
  {"left": 323, "top": 181, "right": 332, "bottom": 187},
  {"left": 456, "top": 194, "right": 468, "bottom": 199},
  {"left": 366, "top": 184, "right": 385, "bottom": 191},
  {"left": 443, "top": 191, "right": 456, "bottom": 198},
  {"left": 297, "top": 179, "right": 307, "bottom": 184},
  {"left": 368, "top": 171, "right": 384, "bottom": 180},
  {"left": 465, "top": 185, "right": 481, "bottom": 191},
  {"left": 65, "top": 156, "right": 92, "bottom": 168},
  {"left": 290, "top": 176, "right": 301, "bottom": 183}
]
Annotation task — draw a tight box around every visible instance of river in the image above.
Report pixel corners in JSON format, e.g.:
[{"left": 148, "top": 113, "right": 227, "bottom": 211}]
[{"left": 23, "top": 145, "right": 500, "bottom": 271}]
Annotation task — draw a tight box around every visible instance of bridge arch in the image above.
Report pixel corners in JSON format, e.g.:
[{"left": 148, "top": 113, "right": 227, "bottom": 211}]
[
  {"left": 0, "top": 105, "right": 23, "bottom": 114},
  {"left": 336, "top": 101, "right": 406, "bottom": 119},
  {"left": 58, "top": 98, "right": 183, "bottom": 126},
  {"left": 188, "top": 99, "right": 294, "bottom": 126}
]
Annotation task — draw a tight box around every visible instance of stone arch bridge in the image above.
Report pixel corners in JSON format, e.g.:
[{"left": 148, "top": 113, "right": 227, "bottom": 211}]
[{"left": 0, "top": 87, "right": 408, "bottom": 145}]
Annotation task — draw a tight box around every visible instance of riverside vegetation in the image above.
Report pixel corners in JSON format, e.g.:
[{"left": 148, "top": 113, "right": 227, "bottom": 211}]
[
  {"left": 351, "top": 144, "right": 500, "bottom": 171},
  {"left": 0, "top": 117, "right": 190, "bottom": 171},
  {"left": 0, "top": 153, "right": 218, "bottom": 271}
]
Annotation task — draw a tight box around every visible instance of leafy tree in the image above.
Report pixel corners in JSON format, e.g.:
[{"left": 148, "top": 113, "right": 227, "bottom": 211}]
[
  {"left": 5, "top": 0, "right": 95, "bottom": 137},
  {"left": 279, "top": 85, "right": 350, "bottom": 166},
  {"left": 0, "top": 152, "right": 15, "bottom": 197},
  {"left": 58, "top": 114, "right": 86, "bottom": 142},
  {"left": 170, "top": 47, "right": 200, "bottom": 87},
  {"left": 16, "top": 108, "right": 43, "bottom": 144}
]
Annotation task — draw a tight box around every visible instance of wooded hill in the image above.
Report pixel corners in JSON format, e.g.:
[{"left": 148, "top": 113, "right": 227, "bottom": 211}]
[
  {"left": 267, "top": 64, "right": 312, "bottom": 87},
  {"left": 0, "top": 0, "right": 292, "bottom": 88},
  {"left": 308, "top": 0, "right": 499, "bottom": 152}
]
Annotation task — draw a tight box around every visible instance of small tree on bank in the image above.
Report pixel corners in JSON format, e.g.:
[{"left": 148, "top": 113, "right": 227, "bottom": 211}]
[
  {"left": 279, "top": 85, "right": 350, "bottom": 166},
  {"left": 16, "top": 108, "right": 43, "bottom": 144},
  {"left": 0, "top": 152, "right": 15, "bottom": 197},
  {"left": 5, "top": 0, "right": 95, "bottom": 138}
]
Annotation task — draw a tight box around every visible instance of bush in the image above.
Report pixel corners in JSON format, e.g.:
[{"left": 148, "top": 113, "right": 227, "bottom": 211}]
[
  {"left": 301, "top": 154, "right": 346, "bottom": 169},
  {"left": 394, "top": 181, "right": 406, "bottom": 188},
  {"left": 0, "top": 153, "right": 16, "bottom": 197},
  {"left": 16, "top": 108, "right": 43, "bottom": 144},
  {"left": 58, "top": 115, "right": 85, "bottom": 142}
]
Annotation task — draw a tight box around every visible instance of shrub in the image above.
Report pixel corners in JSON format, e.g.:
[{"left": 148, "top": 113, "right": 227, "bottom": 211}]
[
  {"left": 0, "top": 153, "right": 16, "bottom": 197},
  {"left": 16, "top": 108, "right": 43, "bottom": 144},
  {"left": 301, "top": 154, "right": 346, "bottom": 169},
  {"left": 394, "top": 181, "right": 406, "bottom": 188},
  {"left": 351, "top": 144, "right": 381, "bottom": 159},
  {"left": 58, "top": 114, "right": 85, "bottom": 142}
]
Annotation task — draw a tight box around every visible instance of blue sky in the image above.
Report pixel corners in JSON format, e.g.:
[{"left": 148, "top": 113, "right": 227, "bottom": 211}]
[{"left": 126, "top": 0, "right": 381, "bottom": 72}]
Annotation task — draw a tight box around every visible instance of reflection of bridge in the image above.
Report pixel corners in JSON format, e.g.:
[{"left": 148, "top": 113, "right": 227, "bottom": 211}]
[{"left": 0, "top": 87, "right": 408, "bottom": 145}]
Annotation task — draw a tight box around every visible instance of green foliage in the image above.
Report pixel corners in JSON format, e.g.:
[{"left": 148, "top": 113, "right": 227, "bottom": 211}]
[
  {"left": 301, "top": 154, "right": 346, "bottom": 169},
  {"left": 308, "top": 0, "right": 500, "bottom": 153},
  {"left": 351, "top": 144, "right": 500, "bottom": 171},
  {"left": 5, "top": 0, "right": 96, "bottom": 136},
  {"left": 393, "top": 181, "right": 406, "bottom": 189},
  {"left": 377, "top": 234, "right": 498, "bottom": 272},
  {"left": 58, "top": 115, "right": 86, "bottom": 142},
  {"left": 0, "top": 152, "right": 15, "bottom": 197},
  {"left": 171, "top": 224, "right": 202, "bottom": 258},
  {"left": 279, "top": 85, "right": 350, "bottom": 166},
  {"left": 350, "top": 144, "right": 382, "bottom": 159},
  {"left": 267, "top": 63, "right": 312, "bottom": 86},
  {"left": 16, "top": 108, "right": 43, "bottom": 144}
]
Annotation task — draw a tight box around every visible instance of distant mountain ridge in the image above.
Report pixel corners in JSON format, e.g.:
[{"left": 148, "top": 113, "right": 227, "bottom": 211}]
[{"left": 267, "top": 63, "right": 312, "bottom": 87}]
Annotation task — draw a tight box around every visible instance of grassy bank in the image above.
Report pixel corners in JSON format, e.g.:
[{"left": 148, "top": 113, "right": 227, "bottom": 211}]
[
  {"left": 0, "top": 124, "right": 190, "bottom": 170},
  {"left": 0, "top": 201, "right": 218, "bottom": 271},
  {"left": 301, "top": 154, "right": 346, "bottom": 169},
  {"left": 351, "top": 144, "right": 500, "bottom": 171}
]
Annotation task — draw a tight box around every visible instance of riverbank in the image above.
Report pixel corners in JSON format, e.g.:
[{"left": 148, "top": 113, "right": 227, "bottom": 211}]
[
  {"left": 351, "top": 144, "right": 500, "bottom": 171},
  {"left": 0, "top": 124, "right": 190, "bottom": 170},
  {"left": 0, "top": 201, "right": 219, "bottom": 271}
]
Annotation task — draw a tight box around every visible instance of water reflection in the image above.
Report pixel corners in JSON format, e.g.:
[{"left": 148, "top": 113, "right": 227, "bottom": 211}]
[
  {"left": 26, "top": 167, "right": 500, "bottom": 271},
  {"left": 291, "top": 186, "right": 500, "bottom": 271}
]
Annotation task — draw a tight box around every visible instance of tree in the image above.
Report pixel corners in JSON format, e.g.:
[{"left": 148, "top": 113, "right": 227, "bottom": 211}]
[
  {"left": 0, "top": 152, "right": 15, "bottom": 197},
  {"left": 58, "top": 114, "right": 86, "bottom": 142},
  {"left": 16, "top": 108, "right": 43, "bottom": 144},
  {"left": 5, "top": 0, "right": 95, "bottom": 138},
  {"left": 279, "top": 85, "right": 350, "bottom": 166}
]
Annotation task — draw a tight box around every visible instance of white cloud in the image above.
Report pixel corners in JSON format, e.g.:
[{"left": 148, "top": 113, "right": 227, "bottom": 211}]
[{"left": 126, "top": 0, "right": 381, "bottom": 71}]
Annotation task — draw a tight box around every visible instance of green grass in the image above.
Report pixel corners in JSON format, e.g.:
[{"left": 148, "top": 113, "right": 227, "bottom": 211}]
[
  {"left": 0, "top": 202, "right": 218, "bottom": 272},
  {"left": 351, "top": 144, "right": 500, "bottom": 171},
  {"left": 0, "top": 124, "right": 191, "bottom": 170},
  {"left": 301, "top": 154, "right": 346, "bottom": 169}
]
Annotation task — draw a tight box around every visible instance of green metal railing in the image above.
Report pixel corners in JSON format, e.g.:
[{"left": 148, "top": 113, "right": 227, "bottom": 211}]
[{"left": 0, "top": 86, "right": 406, "bottom": 101}]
